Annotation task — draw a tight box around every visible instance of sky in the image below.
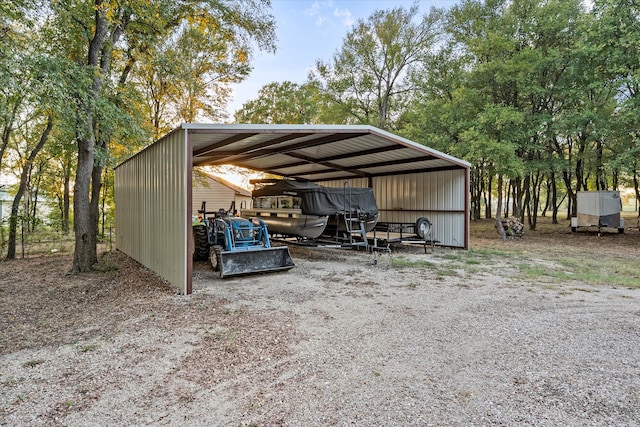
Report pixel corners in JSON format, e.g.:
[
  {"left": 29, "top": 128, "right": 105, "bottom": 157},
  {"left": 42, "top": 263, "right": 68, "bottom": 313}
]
[{"left": 225, "top": 0, "right": 458, "bottom": 119}]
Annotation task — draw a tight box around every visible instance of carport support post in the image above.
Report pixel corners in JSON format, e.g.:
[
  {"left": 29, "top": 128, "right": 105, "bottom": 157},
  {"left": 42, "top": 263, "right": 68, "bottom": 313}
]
[
  {"left": 465, "top": 166, "right": 470, "bottom": 249},
  {"left": 186, "top": 131, "right": 194, "bottom": 295}
]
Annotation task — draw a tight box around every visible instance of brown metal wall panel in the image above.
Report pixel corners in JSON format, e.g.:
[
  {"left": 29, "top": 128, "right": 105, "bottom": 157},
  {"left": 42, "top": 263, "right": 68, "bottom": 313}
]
[{"left": 115, "top": 129, "right": 189, "bottom": 293}]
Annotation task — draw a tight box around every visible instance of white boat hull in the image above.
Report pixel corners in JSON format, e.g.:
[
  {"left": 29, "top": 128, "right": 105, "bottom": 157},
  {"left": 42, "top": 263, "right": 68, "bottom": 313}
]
[{"left": 240, "top": 209, "right": 328, "bottom": 239}]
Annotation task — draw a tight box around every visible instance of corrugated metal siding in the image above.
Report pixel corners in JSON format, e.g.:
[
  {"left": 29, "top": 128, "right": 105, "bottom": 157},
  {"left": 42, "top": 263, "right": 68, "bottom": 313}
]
[
  {"left": 373, "top": 170, "right": 466, "bottom": 248},
  {"left": 115, "top": 129, "right": 188, "bottom": 293},
  {"left": 320, "top": 171, "right": 467, "bottom": 248},
  {"left": 317, "top": 178, "right": 370, "bottom": 189}
]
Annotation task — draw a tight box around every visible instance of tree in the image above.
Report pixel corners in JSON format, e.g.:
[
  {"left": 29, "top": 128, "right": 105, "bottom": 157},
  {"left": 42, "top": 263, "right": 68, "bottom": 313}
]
[
  {"left": 5, "top": 116, "right": 53, "bottom": 259},
  {"left": 48, "top": 0, "right": 276, "bottom": 272},
  {"left": 310, "top": 4, "right": 442, "bottom": 129},
  {"left": 40, "top": 137, "right": 75, "bottom": 234},
  {"left": 1, "top": 5, "right": 86, "bottom": 256},
  {"left": 234, "top": 81, "right": 322, "bottom": 124},
  {"left": 589, "top": 0, "right": 640, "bottom": 216}
]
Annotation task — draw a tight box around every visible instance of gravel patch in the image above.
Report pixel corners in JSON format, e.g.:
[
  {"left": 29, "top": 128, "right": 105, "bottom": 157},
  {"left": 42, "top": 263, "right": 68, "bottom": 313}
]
[{"left": 1, "top": 243, "right": 639, "bottom": 426}]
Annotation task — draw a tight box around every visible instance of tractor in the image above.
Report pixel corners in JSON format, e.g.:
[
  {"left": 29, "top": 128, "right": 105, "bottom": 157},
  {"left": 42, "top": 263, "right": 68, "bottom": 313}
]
[{"left": 193, "top": 202, "right": 295, "bottom": 278}]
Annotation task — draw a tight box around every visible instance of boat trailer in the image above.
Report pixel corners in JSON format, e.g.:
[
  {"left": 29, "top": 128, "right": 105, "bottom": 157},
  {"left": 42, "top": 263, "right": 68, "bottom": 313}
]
[
  {"left": 372, "top": 217, "right": 439, "bottom": 254},
  {"left": 274, "top": 216, "right": 439, "bottom": 258}
]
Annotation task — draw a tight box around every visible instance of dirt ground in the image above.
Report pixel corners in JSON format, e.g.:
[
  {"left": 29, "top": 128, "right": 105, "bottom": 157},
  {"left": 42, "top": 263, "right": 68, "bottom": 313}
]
[{"left": 1, "top": 218, "right": 639, "bottom": 426}]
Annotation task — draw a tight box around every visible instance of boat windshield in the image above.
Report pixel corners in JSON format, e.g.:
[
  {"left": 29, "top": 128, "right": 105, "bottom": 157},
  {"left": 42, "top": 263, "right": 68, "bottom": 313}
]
[{"left": 254, "top": 195, "right": 302, "bottom": 210}]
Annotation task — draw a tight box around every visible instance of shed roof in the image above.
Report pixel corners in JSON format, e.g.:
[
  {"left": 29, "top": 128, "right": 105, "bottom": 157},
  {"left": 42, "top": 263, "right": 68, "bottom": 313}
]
[
  {"left": 197, "top": 171, "right": 251, "bottom": 197},
  {"left": 182, "top": 124, "right": 469, "bottom": 181}
]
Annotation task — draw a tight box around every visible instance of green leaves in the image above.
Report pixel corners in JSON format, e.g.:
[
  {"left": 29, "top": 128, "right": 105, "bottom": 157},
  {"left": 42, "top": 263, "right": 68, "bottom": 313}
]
[
  {"left": 234, "top": 81, "right": 322, "bottom": 124},
  {"left": 309, "top": 5, "right": 442, "bottom": 129}
]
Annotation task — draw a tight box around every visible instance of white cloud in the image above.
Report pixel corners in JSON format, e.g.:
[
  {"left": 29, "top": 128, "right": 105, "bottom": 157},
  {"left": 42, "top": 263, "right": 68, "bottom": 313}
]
[
  {"left": 333, "top": 8, "right": 354, "bottom": 28},
  {"left": 304, "top": 1, "right": 321, "bottom": 17},
  {"left": 305, "top": 1, "right": 339, "bottom": 26}
]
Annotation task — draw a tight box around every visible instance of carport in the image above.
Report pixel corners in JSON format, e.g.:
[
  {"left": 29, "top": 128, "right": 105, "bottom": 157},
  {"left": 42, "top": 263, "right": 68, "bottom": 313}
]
[{"left": 114, "top": 124, "right": 470, "bottom": 294}]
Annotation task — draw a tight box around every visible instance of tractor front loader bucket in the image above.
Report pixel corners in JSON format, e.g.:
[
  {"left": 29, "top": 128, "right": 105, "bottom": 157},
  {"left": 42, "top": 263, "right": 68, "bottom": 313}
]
[{"left": 218, "top": 246, "right": 295, "bottom": 278}]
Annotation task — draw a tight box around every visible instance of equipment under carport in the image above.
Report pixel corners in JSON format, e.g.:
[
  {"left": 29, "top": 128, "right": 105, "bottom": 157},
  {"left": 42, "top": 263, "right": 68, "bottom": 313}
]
[
  {"left": 193, "top": 202, "right": 295, "bottom": 278},
  {"left": 571, "top": 191, "right": 624, "bottom": 234},
  {"left": 373, "top": 217, "right": 439, "bottom": 253}
]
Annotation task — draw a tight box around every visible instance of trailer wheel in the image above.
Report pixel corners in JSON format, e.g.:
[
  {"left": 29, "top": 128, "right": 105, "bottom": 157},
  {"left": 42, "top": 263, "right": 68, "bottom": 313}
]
[
  {"left": 415, "top": 217, "right": 432, "bottom": 239},
  {"left": 210, "top": 245, "right": 222, "bottom": 272},
  {"left": 193, "top": 224, "right": 209, "bottom": 261}
]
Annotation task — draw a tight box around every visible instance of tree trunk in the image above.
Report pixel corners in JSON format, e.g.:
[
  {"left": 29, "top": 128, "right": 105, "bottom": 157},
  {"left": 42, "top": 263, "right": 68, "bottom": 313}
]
[
  {"left": 595, "top": 139, "right": 606, "bottom": 190},
  {"left": 561, "top": 169, "right": 576, "bottom": 218},
  {"left": 72, "top": 1, "right": 110, "bottom": 272},
  {"left": 495, "top": 175, "right": 506, "bottom": 240},
  {"left": 485, "top": 174, "right": 493, "bottom": 219},
  {"left": 89, "top": 153, "right": 104, "bottom": 261},
  {"left": 633, "top": 165, "right": 640, "bottom": 218},
  {"left": 504, "top": 180, "right": 511, "bottom": 218},
  {"left": 29, "top": 160, "right": 45, "bottom": 232},
  {"left": 101, "top": 167, "right": 108, "bottom": 237},
  {"left": 541, "top": 179, "right": 550, "bottom": 217},
  {"left": 30, "top": 182, "right": 38, "bottom": 232},
  {"left": 6, "top": 116, "right": 53, "bottom": 260},
  {"left": 519, "top": 175, "right": 529, "bottom": 223},
  {"left": 510, "top": 177, "right": 523, "bottom": 219},
  {"left": 73, "top": 133, "right": 95, "bottom": 271},
  {"left": 550, "top": 172, "right": 559, "bottom": 224},
  {"left": 470, "top": 169, "right": 482, "bottom": 220},
  {"left": 528, "top": 170, "right": 542, "bottom": 231},
  {"left": 63, "top": 161, "right": 71, "bottom": 235}
]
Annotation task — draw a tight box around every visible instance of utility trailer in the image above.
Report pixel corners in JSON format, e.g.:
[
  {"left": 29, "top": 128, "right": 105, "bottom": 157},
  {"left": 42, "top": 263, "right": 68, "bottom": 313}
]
[
  {"left": 372, "top": 217, "right": 439, "bottom": 253},
  {"left": 571, "top": 191, "right": 624, "bottom": 234}
]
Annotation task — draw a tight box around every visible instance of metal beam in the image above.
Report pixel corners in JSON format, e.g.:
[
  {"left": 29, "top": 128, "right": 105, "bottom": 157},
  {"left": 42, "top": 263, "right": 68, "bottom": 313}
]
[
  {"left": 193, "top": 133, "right": 259, "bottom": 157},
  {"left": 224, "top": 133, "right": 369, "bottom": 164},
  {"left": 194, "top": 133, "right": 318, "bottom": 166},
  {"left": 262, "top": 144, "right": 405, "bottom": 170},
  {"left": 284, "top": 152, "right": 369, "bottom": 177}
]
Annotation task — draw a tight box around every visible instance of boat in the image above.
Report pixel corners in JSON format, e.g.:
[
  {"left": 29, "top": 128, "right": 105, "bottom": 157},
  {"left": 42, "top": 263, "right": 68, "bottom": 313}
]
[{"left": 240, "top": 179, "right": 379, "bottom": 240}]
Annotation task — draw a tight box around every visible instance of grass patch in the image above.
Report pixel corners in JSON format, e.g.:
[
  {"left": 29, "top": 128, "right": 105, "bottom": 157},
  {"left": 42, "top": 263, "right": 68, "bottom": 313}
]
[
  {"left": 519, "top": 260, "right": 640, "bottom": 289},
  {"left": 390, "top": 256, "right": 434, "bottom": 269},
  {"left": 436, "top": 268, "right": 459, "bottom": 278},
  {"left": 520, "top": 264, "right": 556, "bottom": 281},
  {"left": 468, "top": 248, "right": 512, "bottom": 258}
]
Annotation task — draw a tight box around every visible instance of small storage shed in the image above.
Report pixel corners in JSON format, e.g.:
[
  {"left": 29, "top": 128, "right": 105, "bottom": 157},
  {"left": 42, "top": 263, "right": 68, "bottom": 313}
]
[
  {"left": 114, "top": 124, "right": 470, "bottom": 294},
  {"left": 192, "top": 171, "right": 251, "bottom": 215}
]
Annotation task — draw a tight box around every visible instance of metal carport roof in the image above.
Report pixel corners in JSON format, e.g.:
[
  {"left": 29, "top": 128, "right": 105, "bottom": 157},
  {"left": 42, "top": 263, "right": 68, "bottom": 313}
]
[{"left": 183, "top": 124, "right": 470, "bottom": 178}]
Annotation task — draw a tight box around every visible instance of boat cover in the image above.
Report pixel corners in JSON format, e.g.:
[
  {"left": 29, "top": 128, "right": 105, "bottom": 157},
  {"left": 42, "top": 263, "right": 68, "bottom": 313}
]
[{"left": 252, "top": 180, "right": 379, "bottom": 217}]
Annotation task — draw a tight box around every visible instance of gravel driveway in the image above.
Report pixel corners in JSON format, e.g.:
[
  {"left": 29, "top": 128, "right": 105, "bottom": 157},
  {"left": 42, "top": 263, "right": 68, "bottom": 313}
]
[
  {"left": 1, "top": 242, "right": 639, "bottom": 426},
  {"left": 190, "top": 246, "right": 640, "bottom": 426}
]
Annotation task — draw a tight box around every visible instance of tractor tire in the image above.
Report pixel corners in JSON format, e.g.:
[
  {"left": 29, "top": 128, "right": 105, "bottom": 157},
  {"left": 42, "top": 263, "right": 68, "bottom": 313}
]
[
  {"left": 210, "top": 245, "right": 222, "bottom": 272},
  {"left": 193, "top": 224, "right": 209, "bottom": 261},
  {"left": 415, "top": 217, "right": 432, "bottom": 239}
]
